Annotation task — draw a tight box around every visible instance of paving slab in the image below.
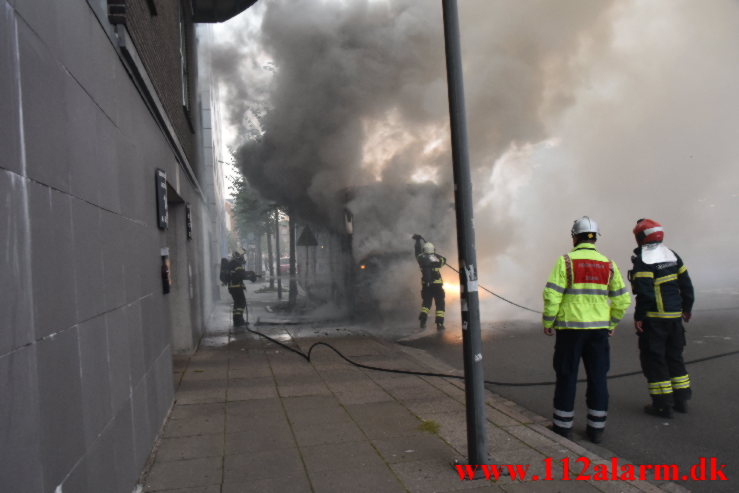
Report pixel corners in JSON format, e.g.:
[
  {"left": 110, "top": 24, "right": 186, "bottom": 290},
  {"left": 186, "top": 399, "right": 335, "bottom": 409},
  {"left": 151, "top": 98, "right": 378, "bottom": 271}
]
[{"left": 137, "top": 284, "right": 685, "bottom": 493}]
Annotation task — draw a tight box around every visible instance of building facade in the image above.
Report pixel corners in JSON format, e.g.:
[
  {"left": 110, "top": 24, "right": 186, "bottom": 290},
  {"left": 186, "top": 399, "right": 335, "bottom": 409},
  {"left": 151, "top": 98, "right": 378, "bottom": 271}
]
[{"left": 0, "top": 0, "right": 252, "bottom": 491}]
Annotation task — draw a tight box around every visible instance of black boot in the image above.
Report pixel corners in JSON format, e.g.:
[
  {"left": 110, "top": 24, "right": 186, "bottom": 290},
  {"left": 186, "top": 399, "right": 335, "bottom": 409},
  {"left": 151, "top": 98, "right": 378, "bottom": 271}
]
[
  {"left": 586, "top": 426, "right": 604, "bottom": 444},
  {"left": 550, "top": 424, "right": 572, "bottom": 439},
  {"left": 644, "top": 395, "right": 674, "bottom": 418},
  {"left": 436, "top": 322, "right": 445, "bottom": 331},
  {"left": 673, "top": 388, "right": 691, "bottom": 413}
]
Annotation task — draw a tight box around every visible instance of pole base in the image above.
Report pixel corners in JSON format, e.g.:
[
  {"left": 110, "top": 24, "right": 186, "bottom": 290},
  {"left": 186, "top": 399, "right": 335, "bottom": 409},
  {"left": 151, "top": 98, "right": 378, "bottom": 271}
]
[{"left": 451, "top": 457, "right": 509, "bottom": 480}]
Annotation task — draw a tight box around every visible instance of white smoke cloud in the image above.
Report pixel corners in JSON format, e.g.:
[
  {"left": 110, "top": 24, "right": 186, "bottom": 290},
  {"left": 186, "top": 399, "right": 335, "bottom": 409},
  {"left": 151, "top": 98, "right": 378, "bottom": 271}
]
[{"left": 209, "top": 0, "right": 739, "bottom": 321}]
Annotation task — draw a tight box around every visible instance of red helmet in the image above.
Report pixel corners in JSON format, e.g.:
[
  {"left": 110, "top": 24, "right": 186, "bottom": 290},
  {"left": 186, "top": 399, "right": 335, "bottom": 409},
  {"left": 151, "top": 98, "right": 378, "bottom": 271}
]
[{"left": 633, "top": 218, "right": 664, "bottom": 245}]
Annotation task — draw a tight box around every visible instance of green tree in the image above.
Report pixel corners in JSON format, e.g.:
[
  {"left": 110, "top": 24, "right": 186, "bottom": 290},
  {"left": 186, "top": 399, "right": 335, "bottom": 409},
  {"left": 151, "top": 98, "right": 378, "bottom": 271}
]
[
  {"left": 231, "top": 175, "right": 273, "bottom": 239},
  {"left": 230, "top": 175, "right": 280, "bottom": 287}
]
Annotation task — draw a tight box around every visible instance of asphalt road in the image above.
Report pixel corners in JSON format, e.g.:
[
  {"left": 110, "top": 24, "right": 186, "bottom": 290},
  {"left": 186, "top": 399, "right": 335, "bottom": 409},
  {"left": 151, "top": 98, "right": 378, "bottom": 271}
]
[{"left": 399, "top": 300, "right": 739, "bottom": 492}]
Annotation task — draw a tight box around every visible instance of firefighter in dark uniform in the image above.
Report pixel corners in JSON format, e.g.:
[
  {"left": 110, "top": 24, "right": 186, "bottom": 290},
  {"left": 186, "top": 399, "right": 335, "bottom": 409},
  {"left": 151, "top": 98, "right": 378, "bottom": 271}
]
[
  {"left": 227, "top": 250, "right": 257, "bottom": 327},
  {"left": 629, "top": 219, "right": 694, "bottom": 418},
  {"left": 542, "top": 217, "right": 631, "bottom": 443},
  {"left": 413, "top": 234, "right": 446, "bottom": 330}
]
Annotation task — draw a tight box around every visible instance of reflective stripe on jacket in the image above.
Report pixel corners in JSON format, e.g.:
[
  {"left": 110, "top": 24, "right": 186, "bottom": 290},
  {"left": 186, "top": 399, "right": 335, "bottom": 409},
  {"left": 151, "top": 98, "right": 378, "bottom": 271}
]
[
  {"left": 229, "top": 261, "right": 246, "bottom": 289},
  {"left": 416, "top": 253, "right": 446, "bottom": 285},
  {"left": 629, "top": 246, "right": 694, "bottom": 320},
  {"left": 543, "top": 243, "right": 631, "bottom": 330},
  {"left": 415, "top": 238, "right": 446, "bottom": 286}
]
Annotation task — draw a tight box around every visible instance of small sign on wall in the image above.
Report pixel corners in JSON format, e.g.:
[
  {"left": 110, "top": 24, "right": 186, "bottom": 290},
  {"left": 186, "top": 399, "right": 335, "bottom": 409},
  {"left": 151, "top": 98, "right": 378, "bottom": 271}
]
[
  {"left": 161, "top": 247, "right": 171, "bottom": 294},
  {"left": 186, "top": 203, "right": 192, "bottom": 240},
  {"left": 156, "top": 169, "right": 168, "bottom": 230}
]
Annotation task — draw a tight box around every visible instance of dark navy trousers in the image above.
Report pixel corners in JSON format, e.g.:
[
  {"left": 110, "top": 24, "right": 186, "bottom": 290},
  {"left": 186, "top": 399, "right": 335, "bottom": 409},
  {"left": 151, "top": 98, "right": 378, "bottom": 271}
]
[{"left": 552, "top": 329, "right": 610, "bottom": 432}]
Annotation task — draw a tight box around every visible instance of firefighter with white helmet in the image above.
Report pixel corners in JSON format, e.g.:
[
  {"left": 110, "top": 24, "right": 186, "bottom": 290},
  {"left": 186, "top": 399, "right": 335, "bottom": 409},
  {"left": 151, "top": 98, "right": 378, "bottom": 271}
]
[
  {"left": 412, "top": 234, "right": 446, "bottom": 330},
  {"left": 629, "top": 219, "right": 694, "bottom": 418},
  {"left": 542, "top": 216, "right": 631, "bottom": 443}
]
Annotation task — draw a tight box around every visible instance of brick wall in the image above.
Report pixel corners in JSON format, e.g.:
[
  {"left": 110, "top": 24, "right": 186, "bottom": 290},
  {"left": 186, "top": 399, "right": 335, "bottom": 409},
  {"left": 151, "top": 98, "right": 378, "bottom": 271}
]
[{"left": 121, "top": 0, "right": 198, "bottom": 169}]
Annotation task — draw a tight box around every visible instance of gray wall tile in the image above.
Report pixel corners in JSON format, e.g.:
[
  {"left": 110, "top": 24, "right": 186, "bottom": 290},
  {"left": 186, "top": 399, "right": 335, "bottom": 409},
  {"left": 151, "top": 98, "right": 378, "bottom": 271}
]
[
  {"left": 0, "top": 171, "right": 34, "bottom": 353},
  {"left": 66, "top": 78, "right": 102, "bottom": 206},
  {"left": 64, "top": 423, "right": 121, "bottom": 493},
  {"left": 78, "top": 315, "right": 113, "bottom": 448},
  {"left": 28, "top": 181, "right": 77, "bottom": 339},
  {"left": 128, "top": 299, "right": 145, "bottom": 386},
  {"left": 95, "top": 110, "right": 122, "bottom": 214},
  {"left": 55, "top": 0, "right": 120, "bottom": 124},
  {"left": 154, "top": 347, "right": 175, "bottom": 421},
  {"left": 12, "top": 0, "right": 63, "bottom": 59},
  {"left": 116, "top": 138, "right": 143, "bottom": 221},
  {"left": 0, "top": 4, "right": 21, "bottom": 175},
  {"left": 131, "top": 377, "right": 154, "bottom": 473},
  {"left": 101, "top": 210, "right": 127, "bottom": 311},
  {"left": 106, "top": 306, "right": 132, "bottom": 414},
  {"left": 71, "top": 197, "right": 105, "bottom": 322},
  {"left": 0, "top": 345, "right": 43, "bottom": 493},
  {"left": 36, "top": 327, "right": 84, "bottom": 492},
  {"left": 110, "top": 402, "right": 137, "bottom": 493},
  {"left": 123, "top": 219, "right": 144, "bottom": 304},
  {"left": 85, "top": 427, "right": 121, "bottom": 493},
  {"left": 18, "top": 20, "right": 71, "bottom": 193},
  {"left": 142, "top": 293, "right": 167, "bottom": 369}
]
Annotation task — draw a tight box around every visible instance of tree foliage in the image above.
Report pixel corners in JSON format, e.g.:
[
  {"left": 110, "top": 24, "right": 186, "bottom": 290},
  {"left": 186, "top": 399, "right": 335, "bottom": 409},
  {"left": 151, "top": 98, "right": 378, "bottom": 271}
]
[{"left": 230, "top": 175, "right": 276, "bottom": 242}]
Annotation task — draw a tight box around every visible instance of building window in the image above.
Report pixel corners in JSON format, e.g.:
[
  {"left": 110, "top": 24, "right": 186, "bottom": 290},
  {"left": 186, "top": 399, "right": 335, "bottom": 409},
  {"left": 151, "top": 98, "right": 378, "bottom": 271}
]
[
  {"left": 146, "top": 0, "right": 157, "bottom": 16},
  {"left": 179, "top": 1, "right": 193, "bottom": 129}
]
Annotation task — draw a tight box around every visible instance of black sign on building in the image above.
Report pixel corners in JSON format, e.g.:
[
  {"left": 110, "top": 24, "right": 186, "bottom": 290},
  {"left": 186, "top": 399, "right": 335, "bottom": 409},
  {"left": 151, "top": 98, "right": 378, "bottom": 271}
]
[
  {"left": 156, "top": 169, "right": 168, "bottom": 229},
  {"left": 186, "top": 203, "right": 193, "bottom": 240}
]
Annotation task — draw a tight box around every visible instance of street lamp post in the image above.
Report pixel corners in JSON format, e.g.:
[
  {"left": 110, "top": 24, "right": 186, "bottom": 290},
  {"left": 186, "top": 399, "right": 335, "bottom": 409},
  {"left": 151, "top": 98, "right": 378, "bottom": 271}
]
[
  {"left": 274, "top": 205, "right": 283, "bottom": 300},
  {"left": 442, "top": 0, "right": 488, "bottom": 466}
]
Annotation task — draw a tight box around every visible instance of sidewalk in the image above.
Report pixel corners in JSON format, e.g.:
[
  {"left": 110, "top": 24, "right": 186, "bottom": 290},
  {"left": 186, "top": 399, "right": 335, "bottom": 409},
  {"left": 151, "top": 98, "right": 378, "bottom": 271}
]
[{"left": 137, "top": 282, "right": 688, "bottom": 492}]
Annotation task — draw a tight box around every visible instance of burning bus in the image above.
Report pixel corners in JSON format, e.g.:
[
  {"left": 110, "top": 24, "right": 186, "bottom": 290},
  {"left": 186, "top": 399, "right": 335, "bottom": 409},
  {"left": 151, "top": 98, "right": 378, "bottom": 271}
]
[{"left": 294, "top": 183, "right": 453, "bottom": 321}]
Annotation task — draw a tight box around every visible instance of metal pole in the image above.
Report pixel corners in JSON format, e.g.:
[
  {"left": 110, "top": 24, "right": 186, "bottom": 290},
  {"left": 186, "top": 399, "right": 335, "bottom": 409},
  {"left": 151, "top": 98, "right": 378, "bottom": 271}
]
[
  {"left": 288, "top": 209, "right": 297, "bottom": 307},
  {"left": 442, "top": 0, "right": 487, "bottom": 465},
  {"left": 275, "top": 206, "right": 282, "bottom": 300}
]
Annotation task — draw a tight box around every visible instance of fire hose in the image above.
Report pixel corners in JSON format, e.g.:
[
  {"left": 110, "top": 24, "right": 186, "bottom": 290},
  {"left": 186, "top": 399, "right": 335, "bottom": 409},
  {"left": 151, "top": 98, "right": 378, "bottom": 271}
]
[
  {"left": 244, "top": 327, "right": 739, "bottom": 388},
  {"left": 241, "top": 240, "right": 739, "bottom": 387}
]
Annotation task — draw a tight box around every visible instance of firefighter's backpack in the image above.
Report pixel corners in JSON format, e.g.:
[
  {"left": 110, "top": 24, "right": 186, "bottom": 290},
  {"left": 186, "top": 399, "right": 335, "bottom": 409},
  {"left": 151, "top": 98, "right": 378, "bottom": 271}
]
[{"left": 219, "top": 258, "right": 230, "bottom": 285}]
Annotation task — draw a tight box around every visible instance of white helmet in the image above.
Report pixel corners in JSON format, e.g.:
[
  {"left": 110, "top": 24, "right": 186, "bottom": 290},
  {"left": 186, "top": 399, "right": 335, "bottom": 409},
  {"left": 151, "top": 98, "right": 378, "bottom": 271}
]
[
  {"left": 423, "top": 242, "right": 435, "bottom": 254},
  {"left": 571, "top": 216, "right": 600, "bottom": 236}
]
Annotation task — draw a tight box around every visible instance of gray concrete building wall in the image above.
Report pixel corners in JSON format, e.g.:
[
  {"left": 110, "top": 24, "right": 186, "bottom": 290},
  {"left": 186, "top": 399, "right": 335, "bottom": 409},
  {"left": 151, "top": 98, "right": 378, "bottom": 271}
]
[
  {"left": 196, "top": 23, "right": 229, "bottom": 320},
  {"left": 0, "top": 0, "right": 223, "bottom": 491}
]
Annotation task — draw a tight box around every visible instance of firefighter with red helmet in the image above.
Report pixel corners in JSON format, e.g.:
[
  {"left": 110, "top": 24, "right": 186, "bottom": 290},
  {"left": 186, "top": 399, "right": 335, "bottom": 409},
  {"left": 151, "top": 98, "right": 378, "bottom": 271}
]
[
  {"left": 542, "top": 217, "right": 631, "bottom": 443},
  {"left": 413, "top": 234, "right": 446, "bottom": 330},
  {"left": 629, "top": 219, "right": 694, "bottom": 418}
]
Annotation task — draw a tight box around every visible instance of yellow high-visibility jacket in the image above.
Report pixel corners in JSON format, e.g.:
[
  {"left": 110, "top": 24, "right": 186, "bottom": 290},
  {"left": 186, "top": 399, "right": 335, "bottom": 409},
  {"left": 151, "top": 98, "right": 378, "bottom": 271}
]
[{"left": 543, "top": 243, "right": 631, "bottom": 330}]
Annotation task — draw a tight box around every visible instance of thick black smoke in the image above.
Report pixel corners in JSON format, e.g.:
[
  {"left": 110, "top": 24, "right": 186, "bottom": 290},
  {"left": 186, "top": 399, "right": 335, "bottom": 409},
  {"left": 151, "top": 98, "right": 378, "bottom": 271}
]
[{"left": 210, "top": 0, "right": 739, "bottom": 322}]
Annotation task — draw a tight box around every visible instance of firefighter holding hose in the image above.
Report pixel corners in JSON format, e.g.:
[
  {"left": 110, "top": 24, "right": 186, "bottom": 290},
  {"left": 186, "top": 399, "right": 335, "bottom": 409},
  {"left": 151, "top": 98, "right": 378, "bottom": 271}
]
[
  {"left": 225, "top": 250, "right": 258, "bottom": 328},
  {"left": 413, "top": 234, "right": 446, "bottom": 331}
]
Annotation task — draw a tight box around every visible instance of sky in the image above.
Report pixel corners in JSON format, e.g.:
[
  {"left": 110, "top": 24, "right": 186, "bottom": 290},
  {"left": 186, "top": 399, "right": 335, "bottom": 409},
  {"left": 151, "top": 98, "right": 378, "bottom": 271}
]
[{"left": 207, "top": 0, "right": 739, "bottom": 322}]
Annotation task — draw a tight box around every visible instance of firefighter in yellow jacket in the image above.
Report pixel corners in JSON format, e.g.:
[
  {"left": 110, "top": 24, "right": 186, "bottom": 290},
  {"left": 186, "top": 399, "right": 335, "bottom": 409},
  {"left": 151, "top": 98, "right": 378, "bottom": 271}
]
[{"left": 542, "top": 217, "right": 631, "bottom": 443}]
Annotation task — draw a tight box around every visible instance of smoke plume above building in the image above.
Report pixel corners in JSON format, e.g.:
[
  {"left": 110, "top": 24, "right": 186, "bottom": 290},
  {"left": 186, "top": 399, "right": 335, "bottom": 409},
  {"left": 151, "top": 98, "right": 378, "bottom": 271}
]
[{"left": 209, "top": 0, "right": 739, "bottom": 322}]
